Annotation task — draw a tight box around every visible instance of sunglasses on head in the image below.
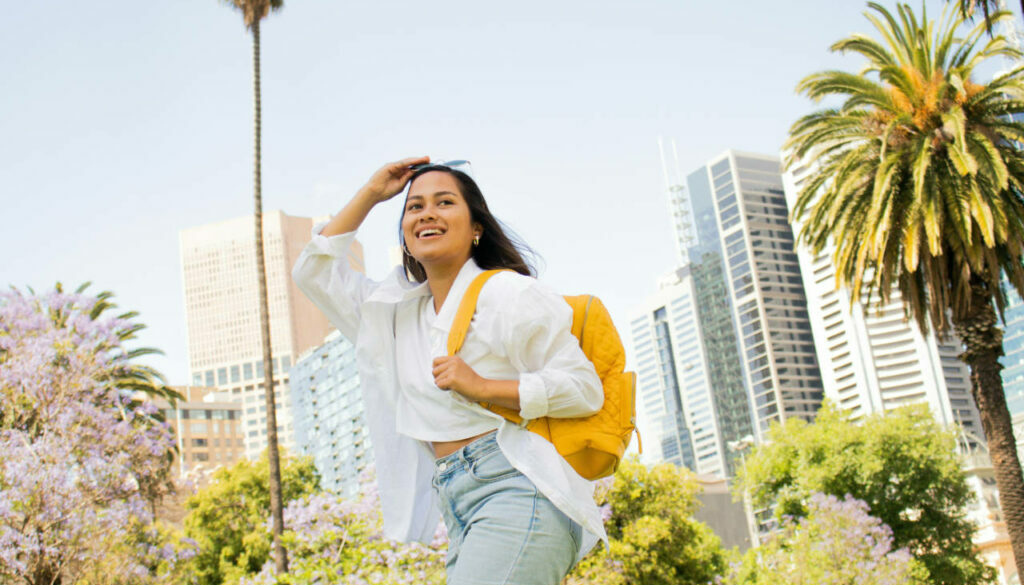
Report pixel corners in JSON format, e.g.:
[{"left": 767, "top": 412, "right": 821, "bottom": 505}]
[{"left": 410, "top": 159, "right": 473, "bottom": 177}]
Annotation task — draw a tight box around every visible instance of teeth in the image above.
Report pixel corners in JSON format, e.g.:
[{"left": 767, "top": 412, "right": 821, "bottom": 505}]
[{"left": 419, "top": 229, "right": 443, "bottom": 237}]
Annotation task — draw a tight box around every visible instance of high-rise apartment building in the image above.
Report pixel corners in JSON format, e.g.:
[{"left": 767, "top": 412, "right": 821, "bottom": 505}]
[
  {"left": 1002, "top": 290, "right": 1024, "bottom": 418},
  {"left": 781, "top": 160, "right": 983, "bottom": 436},
  {"left": 291, "top": 330, "right": 373, "bottom": 497},
  {"left": 179, "top": 211, "right": 363, "bottom": 459},
  {"left": 631, "top": 272, "right": 699, "bottom": 471}
]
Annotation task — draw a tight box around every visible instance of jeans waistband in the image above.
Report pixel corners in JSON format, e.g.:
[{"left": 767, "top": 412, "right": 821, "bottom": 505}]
[{"left": 434, "top": 431, "right": 499, "bottom": 474}]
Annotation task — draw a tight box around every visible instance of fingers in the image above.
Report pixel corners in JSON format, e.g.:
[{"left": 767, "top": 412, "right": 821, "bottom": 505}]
[{"left": 398, "top": 155, "right": 430, "bottom": 167}]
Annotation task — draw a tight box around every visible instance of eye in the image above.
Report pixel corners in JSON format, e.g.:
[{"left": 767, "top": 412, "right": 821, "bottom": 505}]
[
  {"left": 406, "top": 202, "right": 422, "bottom": 212},
  {"left": 438, "top": 198, "right": 455, "bottom": 206}
]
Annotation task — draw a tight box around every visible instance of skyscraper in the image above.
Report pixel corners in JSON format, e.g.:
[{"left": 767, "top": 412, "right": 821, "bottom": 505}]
[
  {"left": 291, "top": 330, "right": 372, "bottom": 497},
  {"left": 630, "top": 148, "right": 818, "bottom": 475},
  {"left": 179, "top": 210, "right": 363, "bottom": 459},
  {"left": 782, "top": 159, "right": 983, "bottom": 437},
  {"left": 701, "top": 150, "right": 823, "bottom": 439}
]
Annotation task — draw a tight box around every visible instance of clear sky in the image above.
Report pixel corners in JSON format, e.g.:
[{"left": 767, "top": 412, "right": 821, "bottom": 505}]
[{"left": 0, "top": 0, "right": 996, "bottom": 384}]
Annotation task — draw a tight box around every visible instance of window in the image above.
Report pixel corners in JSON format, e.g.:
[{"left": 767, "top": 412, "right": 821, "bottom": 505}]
[{"left": 192, "top": 438, "right": 208, "bottom": 447}]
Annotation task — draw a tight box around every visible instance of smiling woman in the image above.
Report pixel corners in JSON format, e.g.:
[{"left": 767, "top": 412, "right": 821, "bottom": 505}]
[
  {"left": 399, "top": 163, "right": 535, "bottom": 286},
  {"left": 292, "top": 157, "right": 607, "bottom": 585}
]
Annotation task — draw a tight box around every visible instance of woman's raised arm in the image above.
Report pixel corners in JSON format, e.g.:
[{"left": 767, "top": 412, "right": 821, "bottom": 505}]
[{"left": 320, "top": 156, "right": 429, "bottom": 236}]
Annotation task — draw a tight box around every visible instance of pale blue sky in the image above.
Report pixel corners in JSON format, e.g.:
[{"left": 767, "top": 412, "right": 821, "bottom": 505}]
[{"left": 0, "top": 0, "right": 991, "bottom": 383}]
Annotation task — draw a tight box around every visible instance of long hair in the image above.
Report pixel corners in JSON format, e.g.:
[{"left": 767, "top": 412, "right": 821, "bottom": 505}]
[{"left": 399, "top": 165, "right": 537, "bottom": 282}]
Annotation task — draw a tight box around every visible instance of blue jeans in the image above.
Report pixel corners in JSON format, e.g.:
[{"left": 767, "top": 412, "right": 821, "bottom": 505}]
[{"left": 431, "top": 432, "right": 583, "bottom": 585}]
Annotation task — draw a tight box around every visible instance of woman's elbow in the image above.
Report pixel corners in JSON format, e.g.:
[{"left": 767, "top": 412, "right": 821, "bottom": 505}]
[{"left": 578, "top": 371, "right": 604, "bottom": 416}]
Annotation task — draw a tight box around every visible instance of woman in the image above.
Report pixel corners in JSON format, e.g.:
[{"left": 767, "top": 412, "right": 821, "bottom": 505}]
[{"left": 292, "top": 156, "right": 607, "bottom": 585}]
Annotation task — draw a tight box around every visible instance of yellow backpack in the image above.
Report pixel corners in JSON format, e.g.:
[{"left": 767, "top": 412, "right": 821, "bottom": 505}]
[{"left": 447, "top": 269, "right": 641, "bottom": 480}]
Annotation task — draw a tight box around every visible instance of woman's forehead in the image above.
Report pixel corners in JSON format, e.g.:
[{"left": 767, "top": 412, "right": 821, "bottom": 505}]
[{"left": 408, "top": 171, "right": 462, "bottom": 197}]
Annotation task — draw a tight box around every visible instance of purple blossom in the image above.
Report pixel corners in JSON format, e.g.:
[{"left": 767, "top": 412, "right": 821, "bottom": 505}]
[
  {"left": 735, "top": 493, "right": 922, "bottom": 585},
  {"left": 0, "top": 287, "right": 177, "bottom": 584}
]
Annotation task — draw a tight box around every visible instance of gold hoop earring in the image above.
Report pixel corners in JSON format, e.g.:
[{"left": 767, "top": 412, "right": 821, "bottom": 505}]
[{"left": 473, "top": 234, "right": 480, "bottom": 247}]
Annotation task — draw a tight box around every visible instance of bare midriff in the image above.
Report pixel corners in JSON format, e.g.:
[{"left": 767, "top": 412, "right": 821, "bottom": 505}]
[{"left": 433, "top": 430, "right": 496, "bottom": 459}]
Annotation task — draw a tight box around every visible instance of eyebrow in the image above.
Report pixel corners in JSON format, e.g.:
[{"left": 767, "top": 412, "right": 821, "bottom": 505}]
[{"left": 406, "top": 190, "right": 459, "bottom": 202}]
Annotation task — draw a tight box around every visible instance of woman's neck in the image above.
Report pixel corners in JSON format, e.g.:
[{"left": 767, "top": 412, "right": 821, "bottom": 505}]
[{"left": 423, "top": 257, "right": 470, "bottom": 313}]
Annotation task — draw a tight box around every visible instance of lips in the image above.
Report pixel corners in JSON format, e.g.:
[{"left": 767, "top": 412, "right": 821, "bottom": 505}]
[{"left": 416, "top": 227, "right": 446, "bottom": 239}]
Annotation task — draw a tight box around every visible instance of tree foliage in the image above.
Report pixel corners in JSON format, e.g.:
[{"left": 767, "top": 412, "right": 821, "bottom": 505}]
[
  {"left": 730, "top": 493, "right": 928, "bottom": 585},
  {"left": 736, "top": 403, "right": 993, "bottom": 585},
  {"left": 568, "top": 458, "right": 728, "bottom": 585},
  {"left": 183, "top": 452, "right": 319, "bottom": 585},
  {"left": 239, "top": 472, "right": 447, "bottom": 585},
  {"left": 0, "top": 284, "right": 186, "bottom": 585}
]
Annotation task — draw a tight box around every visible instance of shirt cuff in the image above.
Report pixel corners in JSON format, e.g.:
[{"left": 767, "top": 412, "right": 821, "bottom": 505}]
[
  {"left": 518, "top": 373, "right": 548, "bottom": 420},
  {"left": 309, "top": 222, "right": 357, "bottom": 258}
]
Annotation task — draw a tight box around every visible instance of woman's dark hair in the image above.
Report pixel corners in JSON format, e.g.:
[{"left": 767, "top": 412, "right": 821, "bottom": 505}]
[{"left": 400, "top": 165, "right": 537, "bottom": 282}]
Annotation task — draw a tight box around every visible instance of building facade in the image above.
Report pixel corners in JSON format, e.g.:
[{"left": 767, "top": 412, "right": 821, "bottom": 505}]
[
  {"left": 706, "top": 151, "right": 823, "bottom": 439},
  {"left": 630, "top": 148, "right": 819, "bottom": 476},
  {"left": 781, "top": 160, "right": 983, "bottom": 437},
  {"left": 153, "top": 385, "right": 245, "bottom": 478},
  {"left": 290, "top": 330, "right": 373, "bottom": 497},
  {"left": 179, "top": 210, "right": 363, "bottom": 459}
]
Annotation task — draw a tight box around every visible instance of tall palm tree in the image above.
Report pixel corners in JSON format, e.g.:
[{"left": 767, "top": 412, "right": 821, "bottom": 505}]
[
  {"left": 219, "top": 0, "right": 287, "bottom": 574},
  {"left": 786, "top": 3, "right": 1024, "bottom": 581},
  {"left": 953, "top": 0, "right": 1024, "bottom": 34}
]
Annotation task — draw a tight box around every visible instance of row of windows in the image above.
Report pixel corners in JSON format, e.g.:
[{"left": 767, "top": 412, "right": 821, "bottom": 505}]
[
  {"left": 193, "top": 355, "right": 293, "bottom": 386},
  {"left": 163, "top": 408, "right": 238, "bottom": 420}
]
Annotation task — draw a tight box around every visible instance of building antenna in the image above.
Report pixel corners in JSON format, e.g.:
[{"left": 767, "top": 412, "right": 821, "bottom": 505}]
[{"left": 658, "top": 137, "right": 696, "bottom": 267}]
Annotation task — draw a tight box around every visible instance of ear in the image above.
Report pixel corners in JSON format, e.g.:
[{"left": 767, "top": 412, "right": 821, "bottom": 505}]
[{"left": 472, "top": 222, "right": 483, "bottom": 239}]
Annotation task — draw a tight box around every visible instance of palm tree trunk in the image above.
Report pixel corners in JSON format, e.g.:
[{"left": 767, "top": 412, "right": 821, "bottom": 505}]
[
  {"left": 956, "top": 283, "right": 1024, "bottom": 580},
  {"left": 250, "top": 16, "right": 288, "bottom": 575}
]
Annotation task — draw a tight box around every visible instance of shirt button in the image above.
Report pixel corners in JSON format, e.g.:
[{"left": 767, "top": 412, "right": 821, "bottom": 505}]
[{"left": 438, "top": 462, "right": 448, "bottom": 472}]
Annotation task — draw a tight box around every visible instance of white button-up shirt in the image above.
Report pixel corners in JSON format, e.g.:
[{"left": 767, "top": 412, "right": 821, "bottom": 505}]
[{"left": 291, "top": 227, "right": 608, "bottom": 560}]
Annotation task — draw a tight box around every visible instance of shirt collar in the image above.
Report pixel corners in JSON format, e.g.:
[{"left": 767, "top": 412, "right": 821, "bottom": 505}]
[
  {"left": 431, "top": 258, "right": 485, "bottom": 333},
  {"left": 364, "top": 258, "right": 485, "bottom": 316}
]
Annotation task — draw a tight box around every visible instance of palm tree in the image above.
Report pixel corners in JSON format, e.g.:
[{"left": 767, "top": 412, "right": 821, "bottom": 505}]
[
  {"left": 218, "top": 0, "right": 287, "bottom": 574},
  {"left": 953, "top": 0, "right": 1024, "bottom": 34},
  {"left": 786, "top": 3, "right": 1024, "bottom": 581}
]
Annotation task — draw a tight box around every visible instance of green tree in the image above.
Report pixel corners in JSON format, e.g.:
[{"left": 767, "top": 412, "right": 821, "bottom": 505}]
[
  {"left": 183, "top": 452, "right": 318, "bottom": 585},
  {"left": 785, "top": 3, "right": 1024, "bottom": 578},
  {"left": 567, "top": 458, "right": 728, "bottom": 585},
  {"left": 736, "top": 403, "right": 992, "bottom": 585},
  {"left": 217, "top": 0, "right": 287, "bottom": 573}
]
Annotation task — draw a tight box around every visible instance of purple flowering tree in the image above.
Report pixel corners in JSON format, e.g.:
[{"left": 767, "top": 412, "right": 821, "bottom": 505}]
[
  {"left": 730, "top": 493, "right": 928, "bottom": 585},
  {"left": 0, "top": 284, "right": 192, "bottom": 585},
  {"left": 239, "top": 469, "right": 447, "bottom": 585}
]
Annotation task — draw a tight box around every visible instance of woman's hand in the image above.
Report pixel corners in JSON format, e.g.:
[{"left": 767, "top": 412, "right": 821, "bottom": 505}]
[
  {"left": 432, "top": 356, "right": 485, "bottom": 400},
  {"left": 432, "top": 356, "right": 521, "bottom": 411},
  {"left": 360, "top": 156, "right": 430, "bottom": 203}
]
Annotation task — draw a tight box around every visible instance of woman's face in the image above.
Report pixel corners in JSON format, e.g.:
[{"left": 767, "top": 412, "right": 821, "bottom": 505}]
[{"left": 402, "top": 171, "right": 481, "bottom": 273}]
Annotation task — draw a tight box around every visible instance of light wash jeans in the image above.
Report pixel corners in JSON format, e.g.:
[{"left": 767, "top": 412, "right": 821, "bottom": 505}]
[{"left": 431, "top": 432, "right": 583, "bottom": 585}]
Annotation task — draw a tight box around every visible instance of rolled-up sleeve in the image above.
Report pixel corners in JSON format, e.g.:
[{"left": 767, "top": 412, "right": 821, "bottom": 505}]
[
  {"left": 502, "top": 283, "right": 603, "bottom": 420},
  {"left": 291, "top": 224, "right": 376, "bottom": 342}
]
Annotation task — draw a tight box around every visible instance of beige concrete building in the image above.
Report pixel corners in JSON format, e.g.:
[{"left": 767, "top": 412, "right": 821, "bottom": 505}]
[
  {"left": 150, "top": 386, "right": 245, "bottom": 478},
  {"left": 179, "top": 210, "right": 363, "bottom": 459}
]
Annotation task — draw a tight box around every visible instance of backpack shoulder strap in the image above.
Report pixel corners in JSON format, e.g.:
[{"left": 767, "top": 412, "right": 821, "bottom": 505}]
[{"left": 446, "top": 269, "right": 509, "bottom": 356}]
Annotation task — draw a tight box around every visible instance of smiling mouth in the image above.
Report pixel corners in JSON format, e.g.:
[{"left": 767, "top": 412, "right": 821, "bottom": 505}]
[{"left": 417, "top": 228, "right": 445, "bottom": 239}]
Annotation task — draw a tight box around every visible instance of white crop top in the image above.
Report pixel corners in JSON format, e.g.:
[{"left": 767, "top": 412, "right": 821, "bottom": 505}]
[{"left": 394, "top": 294, "right": 501, "bottom": 442}]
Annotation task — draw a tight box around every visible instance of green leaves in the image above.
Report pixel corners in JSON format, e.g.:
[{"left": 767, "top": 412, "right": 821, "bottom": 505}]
[
  {"left": 735, "top": 403, "right": 994, "bottom": 585},
  {"left": 568, "top": 458, "right": 728, "bottom": 585},
  {"left": 785, "top": 1, "right": 1024, "bottom": 336}
]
